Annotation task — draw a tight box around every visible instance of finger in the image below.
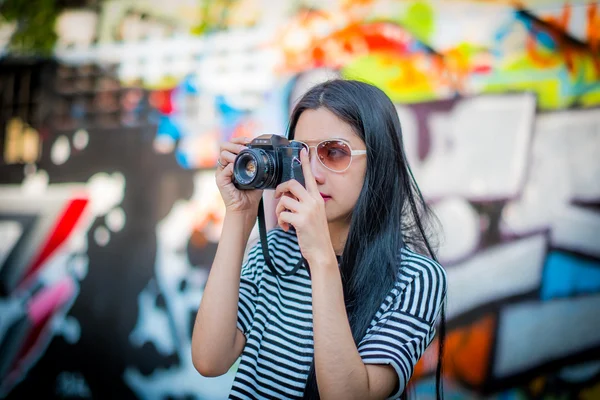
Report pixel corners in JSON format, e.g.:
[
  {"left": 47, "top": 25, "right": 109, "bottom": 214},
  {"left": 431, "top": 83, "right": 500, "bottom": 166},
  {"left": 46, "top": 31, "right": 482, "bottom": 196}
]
[
  {"left": 221, "top": 141, "right": 248, "bottom": 156},
  {"left": 300, "top": 148, "right": 319, "bottom": 194},
  {"left": 278, "top": 217, "right": 290, "bottom": 232},
  {"left": 275, "top": 201, "right": 288, "bottom": 231},
  {"left": 274, "top": 181, "right": 289, "bottom": 199},
  {"left": 275, "top": 180, "right": 309, "bottom": 202},
  {"left": 222, "top": 162, "right": 234, "bottom": 178},
  {"left": 274, "top": 181, "right": 287, "bottom": 199},
  {"left": 278, "top": 211, "right": 300, "bottom": 232},
  {"left": 216, "top": 161, "right": 234, "bottom": 183},
  {"left": 219, "top": 150, "right": 237, "bottom": 165},
  {"left": 230, "top": 136, "right": 253, "bottom": 145},
  {"left": 279, "top": 220, "right": 290, "bottom": 232},
  {"left": 275, "top": 195, "right": 300, "bottom": 215}
]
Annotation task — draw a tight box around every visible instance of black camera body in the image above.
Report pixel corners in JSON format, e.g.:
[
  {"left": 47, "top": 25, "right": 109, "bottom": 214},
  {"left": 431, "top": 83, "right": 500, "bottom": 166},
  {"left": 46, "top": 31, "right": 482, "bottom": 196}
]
[{"left": 232, "top": 134, "right": 305, "bottom": 190}]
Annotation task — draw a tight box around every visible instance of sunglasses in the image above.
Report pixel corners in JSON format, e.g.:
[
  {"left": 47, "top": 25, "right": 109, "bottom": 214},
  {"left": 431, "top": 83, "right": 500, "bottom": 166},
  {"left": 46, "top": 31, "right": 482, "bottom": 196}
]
[{"left": 290, "top": 139, "right": 367, "bottom": 173}]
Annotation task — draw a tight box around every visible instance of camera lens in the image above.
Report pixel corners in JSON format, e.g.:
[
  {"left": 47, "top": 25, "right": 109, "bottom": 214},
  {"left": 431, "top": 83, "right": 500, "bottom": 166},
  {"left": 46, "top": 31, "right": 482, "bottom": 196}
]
[
  {"left": 233, "top": 149, "right": 277, "bottom": 189},
  {"left": 238, "top": 153, "right": 257, "bottom": 180}
]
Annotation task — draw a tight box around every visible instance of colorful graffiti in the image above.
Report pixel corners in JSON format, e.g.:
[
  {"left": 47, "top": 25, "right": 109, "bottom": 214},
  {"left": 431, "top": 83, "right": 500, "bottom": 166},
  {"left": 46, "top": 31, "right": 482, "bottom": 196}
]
[
  {"left": 1, "top": 0, "right": 599, "bottom": 399},
  {"left": 274, "top": 1, "right": 600, "bottom": 108},
  {"left": 0, "top": 171, "right": 125, "bottom": 397},
  {"left": 135, "top": 1, "right": 600, "bottom": 172}
]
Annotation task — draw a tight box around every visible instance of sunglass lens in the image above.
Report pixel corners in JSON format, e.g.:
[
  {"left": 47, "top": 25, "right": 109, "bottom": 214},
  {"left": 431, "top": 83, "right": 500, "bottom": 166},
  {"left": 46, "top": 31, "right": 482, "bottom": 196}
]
[{"left": 318, "top": 140, "right": 352, "bottom": 171}]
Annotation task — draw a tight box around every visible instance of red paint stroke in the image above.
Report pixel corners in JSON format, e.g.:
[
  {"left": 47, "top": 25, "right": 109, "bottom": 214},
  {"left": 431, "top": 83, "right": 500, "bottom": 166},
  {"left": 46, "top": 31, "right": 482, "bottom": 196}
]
[
  {"left": 27, "top": 278, "right": 76, "bottom": 324},
  {"left": 149, "top": 89, "right": 175, "bottom": 114},
  {"left": 21, "top": 198, "right": 88, "bottom": 286},
  {"left": 8, "top": 278, "right": 77, "bottom": 376}
]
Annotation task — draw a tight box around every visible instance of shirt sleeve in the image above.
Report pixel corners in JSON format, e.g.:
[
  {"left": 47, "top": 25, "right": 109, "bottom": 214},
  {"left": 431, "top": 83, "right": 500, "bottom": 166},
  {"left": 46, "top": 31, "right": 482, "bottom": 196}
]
[
  {"left": 357, "top": 252, "right": 447, "bottom": 399},
  {"left": 236, "top": 242, "right": 262, "bottom": 337}
]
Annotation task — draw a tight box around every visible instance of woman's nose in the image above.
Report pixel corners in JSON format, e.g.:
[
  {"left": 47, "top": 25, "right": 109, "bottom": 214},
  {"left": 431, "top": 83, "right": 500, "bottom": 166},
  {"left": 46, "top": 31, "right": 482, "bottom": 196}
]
[{"left": 309, "top": 150, "right": 325, "bottom": 183}]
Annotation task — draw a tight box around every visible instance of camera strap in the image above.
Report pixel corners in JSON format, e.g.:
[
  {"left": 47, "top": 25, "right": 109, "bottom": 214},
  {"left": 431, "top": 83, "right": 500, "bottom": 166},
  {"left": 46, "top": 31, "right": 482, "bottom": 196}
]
[{"left": 258, "top": 199, "right": 310, "bottom": 278}]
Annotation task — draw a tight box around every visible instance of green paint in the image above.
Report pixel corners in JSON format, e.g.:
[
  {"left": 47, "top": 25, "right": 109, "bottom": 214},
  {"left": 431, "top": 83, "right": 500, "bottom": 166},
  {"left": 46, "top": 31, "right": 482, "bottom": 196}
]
[
  {"left": 483, "top": 79, "right": 564, "bottom": 109},
  {"left": 583, "top": 58, "right": 600, "bottom": 82},
  {"left": 502, "top": 56, "right": 539, "bottom": 72},
  {"left": 401, "top": 1, "right": 435, "bottom": 42},
  {"left": 580, "top": 89, "right": 600, "bottom": 107},
  {"left": 342, "top": 54, "right": 438, "bottom": 103}
]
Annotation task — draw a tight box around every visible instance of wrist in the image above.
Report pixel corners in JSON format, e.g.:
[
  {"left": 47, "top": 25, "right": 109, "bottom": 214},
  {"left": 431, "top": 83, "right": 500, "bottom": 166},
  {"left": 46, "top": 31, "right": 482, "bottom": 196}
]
[
  {"left": 310, "top": 255, "right": 342, "bottom": 286},
  {"left": 223, "top": 210, "right": 257, "bottom": 236},
  {"left": 306, "top": 251, "right": 338, "bottom": 272}
]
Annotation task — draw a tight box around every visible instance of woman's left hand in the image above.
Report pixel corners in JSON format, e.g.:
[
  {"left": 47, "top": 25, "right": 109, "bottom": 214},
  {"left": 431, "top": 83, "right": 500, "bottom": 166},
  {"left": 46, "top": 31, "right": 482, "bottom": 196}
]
[{"left": 274, "top": 148, "right": 336, "bottom": 266}]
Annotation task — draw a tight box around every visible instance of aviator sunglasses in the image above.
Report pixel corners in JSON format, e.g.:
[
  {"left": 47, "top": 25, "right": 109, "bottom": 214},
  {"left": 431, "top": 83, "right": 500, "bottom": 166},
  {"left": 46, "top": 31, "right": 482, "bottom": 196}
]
[{"left": 290, "top": 139, "right": 367, "bottom": 173}]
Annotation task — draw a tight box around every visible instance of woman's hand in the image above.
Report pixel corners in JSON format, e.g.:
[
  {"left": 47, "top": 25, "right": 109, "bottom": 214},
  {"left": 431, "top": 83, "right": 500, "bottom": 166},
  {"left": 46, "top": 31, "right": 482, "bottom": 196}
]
[
  {"left": 216, "top": 137, "right": 264, "bottom": 214},
  {"left": 274, "top": 148, "right": 335, "bottom": 266}
]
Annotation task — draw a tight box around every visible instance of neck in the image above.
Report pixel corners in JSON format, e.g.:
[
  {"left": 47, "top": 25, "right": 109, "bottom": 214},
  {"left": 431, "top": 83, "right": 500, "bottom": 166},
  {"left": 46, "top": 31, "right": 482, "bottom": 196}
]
[{"left": 328, "top": 219, "right": 351, "bottom": 256}]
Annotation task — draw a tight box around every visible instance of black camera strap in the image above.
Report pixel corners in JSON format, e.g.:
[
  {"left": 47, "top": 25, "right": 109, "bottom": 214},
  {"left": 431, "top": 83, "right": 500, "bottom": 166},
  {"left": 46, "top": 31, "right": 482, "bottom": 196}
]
[{"left": 258, "top": 199, "right": 310, "bottom": 278}]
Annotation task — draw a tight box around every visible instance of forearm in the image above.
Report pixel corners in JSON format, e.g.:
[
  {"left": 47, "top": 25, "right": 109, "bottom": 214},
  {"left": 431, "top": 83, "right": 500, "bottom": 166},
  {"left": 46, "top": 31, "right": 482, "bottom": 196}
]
[
  {"left": 192, "top": 211, "right": 256, "bottom": 373},
  {"left": 311, "top": 257, "right": 370, "bottom": 399}
]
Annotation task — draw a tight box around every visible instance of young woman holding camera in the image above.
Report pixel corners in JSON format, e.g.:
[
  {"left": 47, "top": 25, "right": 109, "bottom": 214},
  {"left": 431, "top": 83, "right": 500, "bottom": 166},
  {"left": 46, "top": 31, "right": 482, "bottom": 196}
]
[{"left": 192, "top": 79, "right": 447, "bottom": 400}]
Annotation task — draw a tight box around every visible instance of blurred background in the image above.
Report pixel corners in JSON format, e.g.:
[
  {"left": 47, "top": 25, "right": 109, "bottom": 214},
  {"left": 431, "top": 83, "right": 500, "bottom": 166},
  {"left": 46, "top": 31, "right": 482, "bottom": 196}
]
[{"left": 0, "top": 0, "right": 599, "bottom": 399}]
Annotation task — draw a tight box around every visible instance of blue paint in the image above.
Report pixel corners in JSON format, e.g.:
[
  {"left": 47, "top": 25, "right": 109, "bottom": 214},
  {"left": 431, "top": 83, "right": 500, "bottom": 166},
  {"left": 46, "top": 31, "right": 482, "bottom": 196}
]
[
  {"left": 534, "top": 30, "right": 557, "bottom": 50},
  {"left": 496, "top": 389, "right": 525, "bottom": 400},
  {"left": 493, "top": 16, "right": 515, "bottom": 49},
  {"left": 216, "top": 95, "right": 245, "bottom": 125},
  {"left": 515, "top": 14, "right": 532, "bottom": 31},
  {"left": 181, "top": 74, "right": 200, "bottom": 94},
  {"left": 215, "top": 95, "right": 247, "bottom": 140},
  {"left": 412, "top": 377, "right": 525, "bottom": 400},
  {"left": 541, "top": 251, "right": 600, "bottom": 300},
  {"left": 514, "top": 13, "right": 556, "bottom": 50},
  {"left": 175, "top": 150, "right": 191, "bottom": 169},
  {"left": 156, "top": 116, "right": 181, "bottom": 140}
]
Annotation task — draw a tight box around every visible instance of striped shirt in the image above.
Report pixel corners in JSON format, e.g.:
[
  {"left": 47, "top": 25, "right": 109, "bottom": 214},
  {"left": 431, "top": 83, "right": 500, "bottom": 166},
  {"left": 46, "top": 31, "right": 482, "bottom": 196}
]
[{"left": 231, "top": 228, "right": 447, "bottom": 400}]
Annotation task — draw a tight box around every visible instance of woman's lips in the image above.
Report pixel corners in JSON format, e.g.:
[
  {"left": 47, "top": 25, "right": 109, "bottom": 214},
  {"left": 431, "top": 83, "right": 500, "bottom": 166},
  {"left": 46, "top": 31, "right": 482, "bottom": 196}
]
[{"left": 320, "top": 193, "right": 332, "bottom": 202}]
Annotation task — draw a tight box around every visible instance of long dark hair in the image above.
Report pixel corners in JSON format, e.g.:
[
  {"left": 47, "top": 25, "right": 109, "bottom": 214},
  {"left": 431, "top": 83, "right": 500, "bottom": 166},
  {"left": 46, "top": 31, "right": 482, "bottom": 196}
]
[{"left": 286, "top": 79, "right": 446, "bottom": 400}]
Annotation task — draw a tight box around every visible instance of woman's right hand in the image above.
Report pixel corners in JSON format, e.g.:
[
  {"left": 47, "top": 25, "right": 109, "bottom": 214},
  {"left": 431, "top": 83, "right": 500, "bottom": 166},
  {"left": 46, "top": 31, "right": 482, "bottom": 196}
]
[{"left": 216, "top": 136, "right": 264, "bottom": 214}]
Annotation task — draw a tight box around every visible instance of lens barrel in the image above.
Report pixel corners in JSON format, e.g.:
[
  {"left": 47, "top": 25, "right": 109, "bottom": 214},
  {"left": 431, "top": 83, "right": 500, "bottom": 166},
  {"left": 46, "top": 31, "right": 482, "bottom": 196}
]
[{"left": 233, "top": 148, "right": 278, "bottom": 189}]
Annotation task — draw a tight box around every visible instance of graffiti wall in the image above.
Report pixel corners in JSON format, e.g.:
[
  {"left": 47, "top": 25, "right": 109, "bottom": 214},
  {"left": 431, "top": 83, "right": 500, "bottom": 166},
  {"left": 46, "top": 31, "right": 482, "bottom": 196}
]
[{"left": 1, "top": 0, "right": 599, "bottom": 398}]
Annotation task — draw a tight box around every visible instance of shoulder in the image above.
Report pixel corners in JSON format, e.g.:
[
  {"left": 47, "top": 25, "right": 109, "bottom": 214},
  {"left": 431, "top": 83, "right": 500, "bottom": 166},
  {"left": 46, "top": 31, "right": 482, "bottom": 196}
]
[
  {"left": 393, "top": 247, "right": 447, "bottom": 321},
  {"left": 398, "top": 248, "right": 446, "bottom": 288}
]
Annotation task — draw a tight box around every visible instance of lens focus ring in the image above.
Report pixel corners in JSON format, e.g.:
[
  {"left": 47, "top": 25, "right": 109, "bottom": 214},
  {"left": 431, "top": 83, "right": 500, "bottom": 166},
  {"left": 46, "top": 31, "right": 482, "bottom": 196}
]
[{"left": 233, "top": 149, "right": 276, "bottom": 188}]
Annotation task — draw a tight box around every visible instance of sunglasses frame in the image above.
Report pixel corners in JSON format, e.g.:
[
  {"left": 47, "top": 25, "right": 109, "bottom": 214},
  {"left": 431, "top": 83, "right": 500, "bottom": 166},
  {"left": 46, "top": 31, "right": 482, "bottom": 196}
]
[{"left": 290, "top": 139, "right": 367, "bottom": 173}]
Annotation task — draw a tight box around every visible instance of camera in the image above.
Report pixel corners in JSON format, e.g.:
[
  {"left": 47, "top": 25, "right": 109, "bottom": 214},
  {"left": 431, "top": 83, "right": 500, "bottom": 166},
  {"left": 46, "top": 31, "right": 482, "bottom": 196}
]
[{"left": 232, "top": 134, "right": 305, "bottom": 190}]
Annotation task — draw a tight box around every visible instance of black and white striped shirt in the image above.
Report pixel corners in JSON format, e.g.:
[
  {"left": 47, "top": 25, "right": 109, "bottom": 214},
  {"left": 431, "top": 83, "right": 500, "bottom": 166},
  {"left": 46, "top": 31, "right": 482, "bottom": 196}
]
[{"left": 231, "top": 228, "right": 447, "bottom": 399}]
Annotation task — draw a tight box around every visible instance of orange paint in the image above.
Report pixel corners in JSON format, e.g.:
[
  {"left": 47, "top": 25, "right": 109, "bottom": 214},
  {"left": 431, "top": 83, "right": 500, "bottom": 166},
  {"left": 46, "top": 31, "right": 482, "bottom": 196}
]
[
  {"left": 414, "top": 314, "right": 496, "bottom": 389},
  {"left": 588, "top": 4, "right": 599, "bottom": 53},
  {"left": 525, "top": 34, "right": 561, "bottom": 69},
  {"left": 525, "top": 3, "right": 600, "bottom": 77},
  {"left": 388, "top": 56, "right": 436, "bottom": 95},
  {"left": 587, "top": 4, "right": 600, "bottom": 75}
]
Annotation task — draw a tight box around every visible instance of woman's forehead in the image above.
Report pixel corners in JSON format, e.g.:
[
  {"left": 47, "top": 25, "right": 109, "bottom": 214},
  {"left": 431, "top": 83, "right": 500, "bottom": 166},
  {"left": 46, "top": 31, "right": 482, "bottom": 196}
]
[{"left": 294, "top": 108, "right": 364, "bottom": 146}]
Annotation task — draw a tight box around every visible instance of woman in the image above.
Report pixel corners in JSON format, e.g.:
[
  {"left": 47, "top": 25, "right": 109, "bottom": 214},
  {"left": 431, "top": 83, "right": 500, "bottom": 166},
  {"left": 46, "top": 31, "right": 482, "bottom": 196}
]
[{"left": 192, "top": 79, "right": 447, "bottom": 399}]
